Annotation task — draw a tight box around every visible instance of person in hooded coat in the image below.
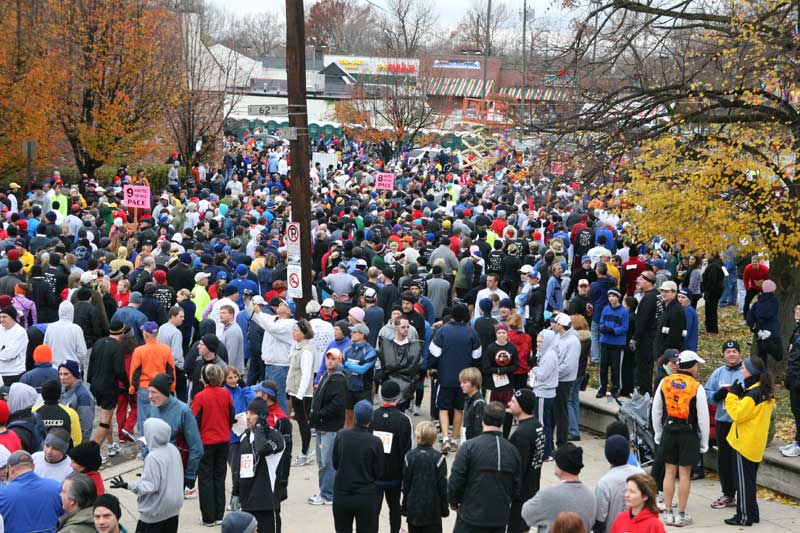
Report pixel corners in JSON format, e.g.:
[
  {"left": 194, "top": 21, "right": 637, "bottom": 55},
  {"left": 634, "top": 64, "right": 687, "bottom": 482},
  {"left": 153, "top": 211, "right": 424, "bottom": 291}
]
[
  {"left": 43, "top": 301, "right": 87, "bottom": 368},
  {"left": 6, "top": 382, "right": 47, "bottom": 452}
]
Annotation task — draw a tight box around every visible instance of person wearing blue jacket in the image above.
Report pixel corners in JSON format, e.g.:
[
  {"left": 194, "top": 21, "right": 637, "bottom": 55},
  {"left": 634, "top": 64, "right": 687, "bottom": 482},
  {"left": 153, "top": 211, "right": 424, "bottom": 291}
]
[
  {"left": 224, "top": 365, "right": 256, "bottom": 512},
  {"left": 341, "top": 323, "right": 377, "bottom": 428},
  {"left": 588, "top": 263, "right": 616, "bottom": 364},
  {"left": 597, "top": 289, "right": 629, "bottom": 398},
  {"left": 679, "top": 289, "right": 699, "bottom": 351},
  {"left": 146, "top": 373, "right": 204, "bottom": 499},
  {"left": 314, "top": 321, "right": 352, "bottom": 385},
  {"left": 705, "top": 340, "right": 745, "bottom": 510},
  {"left": 746, "top": 280, "right": 782, "bottom": 366},
  {"left": 0, "top": 450, "right": 63, "bottom": 533}
]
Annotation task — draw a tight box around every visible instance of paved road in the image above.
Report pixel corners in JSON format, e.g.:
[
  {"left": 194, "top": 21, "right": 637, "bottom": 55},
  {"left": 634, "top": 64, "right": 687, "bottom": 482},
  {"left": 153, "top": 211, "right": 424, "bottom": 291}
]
[{"left": 98, "top": 387, "right": 800, "bottom": 532}]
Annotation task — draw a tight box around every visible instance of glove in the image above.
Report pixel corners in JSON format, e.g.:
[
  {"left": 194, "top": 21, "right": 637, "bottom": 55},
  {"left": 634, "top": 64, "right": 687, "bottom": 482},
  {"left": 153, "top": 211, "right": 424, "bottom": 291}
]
[
  {"left": 729, "top": 380, "right": 745, "bottom": 398},
  {"left": 628, "top": 339, "right": 637, "bottom": 351},
  {"left": 110, "top": 476, "right": 128, "bottom": 490},
  {"left": 600, "top": 326, "right": 613, "bottom": 334},
  {"left": 713, "top": 387, "right": 729, "bottom": 402}
]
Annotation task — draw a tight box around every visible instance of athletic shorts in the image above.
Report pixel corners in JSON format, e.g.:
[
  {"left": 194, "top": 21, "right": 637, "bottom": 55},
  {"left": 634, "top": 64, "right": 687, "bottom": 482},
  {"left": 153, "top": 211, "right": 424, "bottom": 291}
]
[
  {"left": 345, "top": 390, "right": 370, "bottom": 409},
  {"left": 661, "top": 429, "right": 700, "bottom": 467},
  {"left": 94, "top": 390, "right": 118, "bottom": 411},
  {"left": 435, "top": 386, "right": 465, "bottom": 411}
]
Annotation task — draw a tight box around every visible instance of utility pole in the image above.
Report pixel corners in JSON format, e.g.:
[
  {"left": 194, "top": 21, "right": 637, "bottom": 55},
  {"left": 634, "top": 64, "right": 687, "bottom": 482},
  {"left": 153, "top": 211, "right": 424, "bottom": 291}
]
[
  {"left": 285, "top": 0, "right": 313, "bottom": 317},
  {"left": 482, "top": 0, "right": 492, "bottom": 99},
  {"left": 521, "top": 0, "right": 527, "bottom": 121}
]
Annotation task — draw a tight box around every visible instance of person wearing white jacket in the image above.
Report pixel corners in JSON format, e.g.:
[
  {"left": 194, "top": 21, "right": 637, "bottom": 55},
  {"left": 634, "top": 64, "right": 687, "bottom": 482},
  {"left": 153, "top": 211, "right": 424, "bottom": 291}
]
[
  {"left": 248, "top": 298, "right": 296, "bottom": 414},
  {"left": 43, "top": 301, "right": 87, "bottom": 369},
  {"left": 531, "top": 329, "right": 558, "bottom": 460},
  {"left": 286, "top": 319, "right": 316, "bottom": 466},
  {"left": 0, "top": 305, "right": 29, "bottom": 385}
]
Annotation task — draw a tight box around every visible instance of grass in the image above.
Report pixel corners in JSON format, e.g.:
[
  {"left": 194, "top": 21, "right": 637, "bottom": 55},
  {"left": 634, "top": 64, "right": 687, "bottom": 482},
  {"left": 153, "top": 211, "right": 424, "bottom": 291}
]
[{"left": 588, "top": 305, "right": 795, "bottom": 443}]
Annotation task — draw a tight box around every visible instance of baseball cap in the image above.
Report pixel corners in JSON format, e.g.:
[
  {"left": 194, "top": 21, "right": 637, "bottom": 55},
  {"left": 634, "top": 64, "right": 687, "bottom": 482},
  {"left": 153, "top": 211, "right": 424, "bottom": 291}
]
[
  {"left": 678, "top": 350, "right": 705, "bottom": 365},
  {"left": 79, "top": 271, "right": 97, "bottom": 284},
  {"left": 659, "top": 280, "right": 678, "bottom": 292},
  {"left": 363, "top": 287, "right": 377, "bottom": 301},
  {"left": 722, "top": 340, "right": 740, "bottom": 352},
  {"left": 194, "top": 272, "right": 211, "bottom": 283},
  {"left": 554, "top": 313, "right": 572, "bottom": 327},
  {"left": 662, "top": 348, "right": 680, "bottom": 364},
  {"left": 350, "top": 323, "right": 370, "bottom": 335},
  {"left": 321, "top": 298, "right": 335, "bottom": 308},
  {"left": 7, "top": 450, "right": 33, "bottom": 467},
  {"left": 356, "top": 259, "right": 368, "bottom": 268},
  {"left": 518, "top": 264, "right": 534, "bottom": 274},
  {"left": 251, "top": 295, "right": 266, "bottom": 305},
  {"left": 141, "top": 321, "right": 159, "bottom": 334},
  {"left": 527, "top": 270, "right": 541, "bottom": 280},
  {"left": 578, "top": 279, "right": 590, "bottom": 286},
  {"left": 581, "top": 255, "right": 591, "bottom": 264},
  {"left": 252, "top": 382, "right": 278, "bottom": 399}
]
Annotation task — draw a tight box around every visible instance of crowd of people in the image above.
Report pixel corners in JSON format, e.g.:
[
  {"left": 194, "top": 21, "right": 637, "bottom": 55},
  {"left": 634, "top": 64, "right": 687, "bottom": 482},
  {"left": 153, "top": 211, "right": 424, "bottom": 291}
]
[{"left": 0, "top": 135, "right": 792, "bottom": 533}]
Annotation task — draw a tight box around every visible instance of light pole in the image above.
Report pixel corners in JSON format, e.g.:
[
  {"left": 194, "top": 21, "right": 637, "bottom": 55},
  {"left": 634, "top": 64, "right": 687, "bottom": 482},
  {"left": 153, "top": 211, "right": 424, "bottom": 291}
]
[{"left": 482, "top": 0, "right": 492, "bottom": 99}]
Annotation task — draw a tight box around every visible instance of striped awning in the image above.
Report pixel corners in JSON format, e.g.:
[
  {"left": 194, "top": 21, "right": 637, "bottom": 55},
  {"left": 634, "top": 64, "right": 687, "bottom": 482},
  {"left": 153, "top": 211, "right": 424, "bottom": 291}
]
[
  {"left": 427, "top": 77, "right": 495, "bottom": 97},
  {"left": 497, "top": 87, "right": 574, "bottom": 102}
]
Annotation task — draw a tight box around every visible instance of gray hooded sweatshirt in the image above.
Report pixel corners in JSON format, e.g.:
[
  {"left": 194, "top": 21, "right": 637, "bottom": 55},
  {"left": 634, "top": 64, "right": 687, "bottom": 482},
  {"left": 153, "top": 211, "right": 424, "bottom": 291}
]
[
  {"left": 555, "top": 327, "right": 581, "bottom": 382},
  {"left": 128, "top": 418, "right": 184, "bottom": 524},
  {"left": 43, "top": 301, "right": 87, "bottom": 367},
  {"left": 532, "top": 330, "right": 558, "bottom": 399}
]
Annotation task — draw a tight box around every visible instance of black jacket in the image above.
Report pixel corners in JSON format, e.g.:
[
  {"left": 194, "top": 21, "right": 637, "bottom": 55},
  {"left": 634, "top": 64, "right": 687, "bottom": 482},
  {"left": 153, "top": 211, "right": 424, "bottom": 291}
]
[
  {"left": 447, "top": 430, "right": 521, "bottom": 528},
  {"left": 310, "top": 369, "right": 347, "bottom": 431},
  {"left": 376, "top": 338, "right": 423, "bottom": 404},
  {"left": 463, "top": 392, "right": 486, "bottom": 440},
  {"left": 786, "top": 322, "right": 800, "bottom": 391},
  {"left": 29, "top": 277, "right": 57, "bottom": 323},
  {"left": 525, "top": 285, "right": 546, "bottom": 331},
  {"left": 332, "top": 425, "right": 384, "bottom": 495},
  {"left": 87, "top": 336, "right": 128, "bottom": 397},
  {"left": 73, "top": 300, "right": 106, "bottom": 349},
  {"left": 167, "top": 264, "right": 195, "bottom": 293},
  {"left": 239, "top": 423, "right": 286, "bottom": 512},
  {"left": 508, "top": 417, "right": 545, "bottom": 502},
  {"left": 402, "top": 445, "right": 449, "bottom": 526},
  {"left": 371, "top": 406, "right": 414, "bottom": 484},
  {"left": 702, "top": 258, "right": 725, "bottom": 297},
  {"left": 653, "top": 298, "right": 685, "bottom": 357},
  {"left": 474, "top": 315, "right": 498, "bottom": 353},
  {"left": 634, "top": 289, "right": 659, "bottom": 359}
]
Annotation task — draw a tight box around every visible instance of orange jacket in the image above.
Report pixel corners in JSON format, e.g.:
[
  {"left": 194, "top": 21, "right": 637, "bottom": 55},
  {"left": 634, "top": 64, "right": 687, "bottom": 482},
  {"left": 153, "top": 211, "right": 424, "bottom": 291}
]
[{"left": 129, "top": 338, "right": 176, "bottom": 393}]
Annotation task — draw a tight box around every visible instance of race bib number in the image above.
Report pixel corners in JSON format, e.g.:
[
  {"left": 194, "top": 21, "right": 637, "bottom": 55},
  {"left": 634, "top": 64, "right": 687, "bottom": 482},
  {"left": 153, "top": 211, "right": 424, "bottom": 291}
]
[
  {"left": 493, "top": 374, "right": 510, "bottom": 388},
  {"left": 722, "top": 267, "right": 729, "bottom": 276},
  {"left": 373, "top": 431, "right": 394, "bottom": 454},
  {"left": 626, "top": 264, "right": 637, "bottom": 270},
  {"left": 240, "top": 453, "right": 255, "bottom": 478}
]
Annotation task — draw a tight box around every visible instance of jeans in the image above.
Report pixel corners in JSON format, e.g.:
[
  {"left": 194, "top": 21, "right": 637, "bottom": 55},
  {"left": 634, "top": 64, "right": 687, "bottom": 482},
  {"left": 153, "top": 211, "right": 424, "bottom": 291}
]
[
  {"left": 316, "top": 431, "right": 337, "bottom": 501},
  {"left": 737, "top": 279, "right": 746, "bottom": 314},
  {"left": 590, "top": 321, "right": 601, "bottom": 363},
  {"left": 568, "top": 378, "right": 582, "bottom": 438},
  {"left": 265, "top": 365, "right": 289, "bottom": 414},
  {"left": 137, "top": 388, "right": 151, "bottom": 437},
  {"left": 720, "top": 273, "right": 738, "bottom": 306}
]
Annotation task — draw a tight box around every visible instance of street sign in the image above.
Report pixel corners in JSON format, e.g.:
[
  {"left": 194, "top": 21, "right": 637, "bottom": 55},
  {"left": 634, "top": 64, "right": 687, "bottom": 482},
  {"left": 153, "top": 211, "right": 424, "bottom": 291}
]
[
  {"left": 375, "top": 172, "right": 395, "bottom": 191},
  {"left": 287, "top": 264, "right": 302, "bottom": 298},
  {"left": 247, "top": 104, "right": 289, "bottom": 116},
  {"left": 286, "top": 222, "right": 301, "bottom": 256},
  {"left": 22, "top": 140, "right": 36, "bottom": 159},
  {"left": 123, "top": 185, "right": 151, "bottom": 208},
  {"left": 278, "top": 127, "right": 298, "bottom": 141}
]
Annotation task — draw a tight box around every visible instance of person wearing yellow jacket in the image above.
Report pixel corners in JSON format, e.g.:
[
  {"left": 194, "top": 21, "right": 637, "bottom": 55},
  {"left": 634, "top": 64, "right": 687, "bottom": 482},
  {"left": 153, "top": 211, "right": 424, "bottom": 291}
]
[{"left": 723, "top": 357, "right": 776, "bottom": 526}]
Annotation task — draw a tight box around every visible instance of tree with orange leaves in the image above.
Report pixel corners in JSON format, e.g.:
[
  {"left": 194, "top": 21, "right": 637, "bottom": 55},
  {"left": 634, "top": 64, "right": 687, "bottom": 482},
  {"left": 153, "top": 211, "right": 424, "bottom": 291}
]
[{"left": 48, "top": 0, "right": 180, "bottom": 179}]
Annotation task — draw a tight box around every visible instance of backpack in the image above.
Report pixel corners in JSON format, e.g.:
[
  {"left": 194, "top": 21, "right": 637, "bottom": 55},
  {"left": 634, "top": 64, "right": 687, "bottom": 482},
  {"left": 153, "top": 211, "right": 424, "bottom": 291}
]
[
  {"left": 257, "top": 267, "right": 274, "bottom": 294},
  {"left": 8, "top": 415, "right": 47, "bottom": 452}
]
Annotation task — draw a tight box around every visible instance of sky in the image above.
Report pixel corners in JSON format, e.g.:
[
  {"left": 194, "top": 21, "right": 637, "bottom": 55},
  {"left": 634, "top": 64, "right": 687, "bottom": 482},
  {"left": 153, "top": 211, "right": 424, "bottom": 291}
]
[{"left": 208, "top": 0, "right": 575, "bottom": 29}]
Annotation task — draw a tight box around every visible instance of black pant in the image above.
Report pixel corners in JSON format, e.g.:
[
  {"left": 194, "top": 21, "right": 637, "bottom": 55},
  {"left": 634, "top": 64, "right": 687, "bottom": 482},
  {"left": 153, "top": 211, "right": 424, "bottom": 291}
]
[
  {"left": 634, "top": 340, "right": 654, "bottom": 396},
  {"left": 791, "top": 388, "right": 800, "bottom": 443},
  {"left": 250, "top": 510, "right": 281, "bottom": 533},
  {"left": 716, "top": 421, "right": 736, "bottom": 498},
  {"left": 408, "top": 525, "right": 442, "bottom": 533},
  {"left": 228, "top": 442, "right": 241, "bottom": 497},
  {"left": 198, "top": 442, "right": 229, "bottom": 523},
  {"left": 704, "top": 292, "right": 720, "bottom": 333},
  {"left": 0, "top": 373, "right": 22, "bottom": 386},
  {"left": 743, "top": 288, "right": 759, "bottom": 318},
  {"left": 136, "top": 515, "right": 179, "bottom": 533},
  {"left": 621, "top": 344, "right": 636, "bottom": 396},
  {"left": 291, "top": 396, "right": 312, "bottom": 454},
  {"left": 333, "top": 492, "right": 379, "bottom": 533},
  {"left": 651, "top": 442, "right": 665, "bottom": 491},
  {"left": 554, "top": 380, "right": 573, "bottom": 447},
  {"left": 378, "top": 486, "right": 402, "bottom": 533},
  {"left": 599, "top": 343, "right": 622, "bottom": 394},
  {"left": 453, "top": 517, "right": 506, "bottom": 533},
  {"left": 733, "top": 451, "right": 759, "bottom": 524},
  {"left": 174, "top": 368, "right": 188, "bottom": 403},
  {"left": 507, "top": 500, "right": 527, "bottom": 533}
]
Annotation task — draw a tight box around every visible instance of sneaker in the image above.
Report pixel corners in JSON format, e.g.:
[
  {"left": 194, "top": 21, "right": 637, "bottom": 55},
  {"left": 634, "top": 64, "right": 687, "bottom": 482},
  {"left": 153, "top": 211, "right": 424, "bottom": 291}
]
[
  {"left": 440, "top": 438, "right": 451, "bottom": 455},
  {"left": 780, "top": 442, "right": 800, "bottom": 457},
  {"left": 450, "top": 440, "right": 459, "bottom": 452},
  {"left": 663, "top": 511, "right": 675, "bottom": 526},
  {"left": 184, "top": 487, "right": 198, "bottom": 499},
  {"left": 215, "top": 521, "right": 224, "bottom": 526},
  {"left": 108, "top": 443, "right": 121, "bottom": 457},
  {"left": 711, "top": 495, "right": 736, "bottom": 509},
  {"left": 674, "top": 513, "right": 693, "bottom": 527},
  {"left": 412, "top": 405, "right": 421, "bottom": 416},
  {"left": 307, "top": 494, "right": 332, "bottom": 505},
  {"left": 544, "top": 455, "right": 554, "bottom": 462},
  {"left": 121, "top": 429, "right": 136, "bottom": 443},
  {"left": 101, "top": 454, "right": 109, "bottom": 464},
  {"left": 779, "top": 441, "right": 795, "bottom": 451},
  {"left": 595, "top": 389, "right": 606, "bottom": 399},
  {"left": 303, "top": 453, "right": 315, "bottom": 465},
  {"left": 291, "top": 454, "right": 309, "bottom": 467},
  {"left": 201, "top": 522, "right": 216, "bottom": 528}
]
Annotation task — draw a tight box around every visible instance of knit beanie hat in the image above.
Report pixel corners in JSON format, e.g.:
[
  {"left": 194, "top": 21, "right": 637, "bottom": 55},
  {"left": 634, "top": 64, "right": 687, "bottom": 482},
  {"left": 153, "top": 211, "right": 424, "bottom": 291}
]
[
  {"left": 34, "top": 344, "right": 53, "bottom": 363},
  {"left": 222, "top": 511, "right": 258, "bottom": 533},
  {"left": 0, "top": 400, "right": 9, "bottom": 424},
  {"left": 246, "top": 397, "right": 268, "bottom": 417},
  {"left": 41, "top": 380, "right": 62, "bottom": 403},
  {"left": 68, "top": 441, "right": 102, "bottom": 472},
  {"left": 604, "top": 435, "right": 630, "bottom": 467},
  {"left": 380, "top": 381, "right": 401, "bottom": 403},
  {"left": 94, "top": 494, "right": 122, "bottom": 520},
  {"left": 201, "top": 334, "right": 220, "bottom": 353},
  {"left": 149, "top": 373, "right": 172, "bottom": 397},
  {"left": 354, "top": 400, "right": 373, "bottom": 427},
  {"left": 513, "top": 389, "right": 536, "bottom": 415},
  {"left": 334, "top": 320, "right": 351, "bottom": 337},
  {"left": 554, "top": 443, "right": 584, "bottom": 475},
  {"left": 479, "top": 298, "right": 493, "bottom": 312}
]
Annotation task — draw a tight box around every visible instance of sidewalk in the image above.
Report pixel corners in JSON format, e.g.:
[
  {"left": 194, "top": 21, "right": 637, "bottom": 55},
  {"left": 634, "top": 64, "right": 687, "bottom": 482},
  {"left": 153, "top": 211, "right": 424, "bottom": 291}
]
[{"left": 99, "top": 388, "right": 800, "bottom": 532}]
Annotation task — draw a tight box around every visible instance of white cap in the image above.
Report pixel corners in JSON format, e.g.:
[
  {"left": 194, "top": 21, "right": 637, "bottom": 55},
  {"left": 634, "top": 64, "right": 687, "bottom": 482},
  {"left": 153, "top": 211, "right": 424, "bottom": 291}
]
[
  {"left": 0, "top": 445, "right": 10, "bottom": 468},
  {"left": 79, "top": 271, "right": 97, "bottom": 284},
  {"left": 678, "top": 350, "right": 705, "bottom": 365},
  {"left": 194, "top": 272, "right": 211, "bottom": 283},
  {"left": 554, "top": 313, "right": 572, "bottom": 327},
  {"left": 251, "top": 295, "right": 267, "bottom": 305},
  {"left": 356, "top": 259, "right": 368, "bottom": 267},
  {"left": 322, "top": 298, "right": 335, "bottom": 308},
  {"left": 518, "top": 264, "right": 534, "bottom": 274}
]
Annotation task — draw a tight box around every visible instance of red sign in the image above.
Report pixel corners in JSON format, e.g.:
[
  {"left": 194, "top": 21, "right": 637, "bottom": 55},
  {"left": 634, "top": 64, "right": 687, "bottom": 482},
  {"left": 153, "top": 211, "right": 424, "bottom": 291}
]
[{"left": 375, "top": 173, "right": 395, "bottom": 191}]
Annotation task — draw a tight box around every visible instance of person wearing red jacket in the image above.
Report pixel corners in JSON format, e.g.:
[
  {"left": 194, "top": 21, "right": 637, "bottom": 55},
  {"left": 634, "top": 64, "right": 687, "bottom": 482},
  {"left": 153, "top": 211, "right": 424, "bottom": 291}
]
[
  {"left": 508, "top": 313, "right": 533, "bottom": 389},
  {"left": 742, "top": 255, "right": 769, "bottom": 318},
  {"left": 621, "top": 247, "right": 647, "bottom": 297},
  {"left": 191, "top": 364, "right": 235, "bottom": 526},
  {"left": 610, "top": 473, "right": 665, "bottom": 533}
]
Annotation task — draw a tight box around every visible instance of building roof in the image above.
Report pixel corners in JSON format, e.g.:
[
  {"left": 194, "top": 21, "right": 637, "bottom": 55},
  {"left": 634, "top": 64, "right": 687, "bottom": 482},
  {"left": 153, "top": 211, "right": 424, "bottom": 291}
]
[{"left": 427, "top": 77, "right": 494, "bottom": 98}]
